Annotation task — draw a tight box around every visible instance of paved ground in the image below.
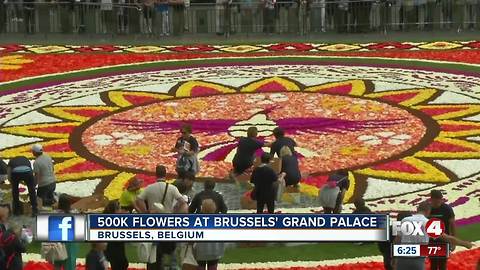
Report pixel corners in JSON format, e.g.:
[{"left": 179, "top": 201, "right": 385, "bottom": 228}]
[{"left": 1, "top": 29, "right": 479, "bottom": 45}]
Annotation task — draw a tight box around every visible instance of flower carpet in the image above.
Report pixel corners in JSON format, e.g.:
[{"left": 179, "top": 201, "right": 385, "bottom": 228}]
[
  {"left": 21, "top": 243, "right": 480, "bottom": 269},
  {"left": 1, "top": 40, "right": 480, "bottom": 267}
]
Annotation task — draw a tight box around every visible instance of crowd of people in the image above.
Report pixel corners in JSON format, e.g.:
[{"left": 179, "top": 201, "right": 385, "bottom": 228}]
[
  {"left": 0, "top": 124, "right": 476, "bottom": 270},
  {"left": 1, "top": 0, "right": 478, "bottom": 35}
]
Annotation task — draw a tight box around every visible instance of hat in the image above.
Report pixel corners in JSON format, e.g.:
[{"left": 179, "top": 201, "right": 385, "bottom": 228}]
[
  {"left": 430, "top": 190, "right": 443, "bottom": 199},
  {"left": 31, "top": 144, "right": 43, "bottom": 153}
]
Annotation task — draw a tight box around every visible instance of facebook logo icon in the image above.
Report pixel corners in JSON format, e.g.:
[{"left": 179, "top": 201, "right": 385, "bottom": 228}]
[{"left": 48, "top": 216, "right": 75, "bottom": 241}]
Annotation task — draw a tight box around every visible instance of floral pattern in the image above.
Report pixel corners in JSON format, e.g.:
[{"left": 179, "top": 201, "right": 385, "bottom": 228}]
[
  {"left": 0, "top": 55, "right": 33, "bottom": 70},
  {"left": 357, "top": 132, "right": 412, "bottom": 146},
  {"left": 21, "top": 245, "right": 480, "bottom": 270},
  {"left": 4, "top": 41, "right": 480, "bottom": 55},
  {"left": 0, "top": 43, "right": 479, "bottom": 227},
  {"left": 2, "top": 69, "right": 480, "bottom": 216},
  {"left": 92, "top": 132, "right": 144, "bottom": 146}
]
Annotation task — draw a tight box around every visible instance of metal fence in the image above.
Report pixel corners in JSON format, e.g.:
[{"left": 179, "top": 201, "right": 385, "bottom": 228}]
[{"left": 0, "top": 0, "right": 479, "bottom": 36}]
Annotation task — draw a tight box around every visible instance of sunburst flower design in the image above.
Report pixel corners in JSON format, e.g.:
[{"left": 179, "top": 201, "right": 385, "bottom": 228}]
[{"left": 2, "top": 77, "right": 480, "bottom": 202}]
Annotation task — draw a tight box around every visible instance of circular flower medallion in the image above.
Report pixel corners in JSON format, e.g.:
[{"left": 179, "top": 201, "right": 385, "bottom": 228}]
[
  {"left": 2, "top": 62, "right": 480, "bottom": 221},
  {"left": 81, "top": 91, "right": 428, "bottom": 179}
]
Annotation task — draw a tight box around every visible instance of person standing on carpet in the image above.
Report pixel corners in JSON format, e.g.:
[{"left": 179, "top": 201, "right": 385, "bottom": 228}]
[
  {"left": 7, "top": 156, "right": 37, "bottom": 216},
  {"left": 173, "top": 124, "right": 200, "bottom": 176},
  {"left": 251, "top": 153, "right": 278, "bottom": 214},
  {"left": 33, "top": 144, "right": 57, "bottom": 208},
  {"left": 429, "top": 190, "right": 456, "bottom": 270},
  {"left": 104, "top": 201, "right": 129, "bottom": 270}
]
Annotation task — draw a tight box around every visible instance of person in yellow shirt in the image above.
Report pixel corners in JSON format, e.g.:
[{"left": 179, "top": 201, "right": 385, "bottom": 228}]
[{"left": 119, "top": 178, "right": 143, "bottom": 212}]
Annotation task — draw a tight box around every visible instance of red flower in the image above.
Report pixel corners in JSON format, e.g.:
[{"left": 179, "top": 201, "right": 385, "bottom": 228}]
[
  {"left": 269, "top": 43, "right": 314, "bottom": 52},
  {"left": 465, "top": 41, "right": 480, "bottom": 49},
  {"left": 0, "top": 44, "right": 26, "bottom": 54},
  {"left": 76, "top": 45, "right": 120, "bottom": 53},
  {"left": 169, "top": 45, "right": 216, "bottom": 53},
  {"left": 367, "top": 42, "right": 415, "bottom": 50}
]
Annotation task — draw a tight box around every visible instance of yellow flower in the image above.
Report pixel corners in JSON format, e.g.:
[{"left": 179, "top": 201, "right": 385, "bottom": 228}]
[
  {"left": 0, "top": 55, "right": 33, "bottom": 70},
  {"left": 298, "top": 183, "right": 319, "bottom": 198},
  {"left": 121, "top": 145, "right": 152, "bottom": 156},
  {"left": 340, "top": 146, "right": 370, "bottom": 156}
]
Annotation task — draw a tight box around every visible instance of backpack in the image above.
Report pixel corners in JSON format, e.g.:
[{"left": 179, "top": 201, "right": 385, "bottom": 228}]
[
  {"left": 41, "top": 242, "right": 68, "bottom": 263},
  {"left": 0, "top": 229, "right": 16, "bottom": 269}
]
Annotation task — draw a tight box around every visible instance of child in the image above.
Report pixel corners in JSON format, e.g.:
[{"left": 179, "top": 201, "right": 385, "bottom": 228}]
[{"left": 86, "top": 243, "right": 109, "bottom": 270}]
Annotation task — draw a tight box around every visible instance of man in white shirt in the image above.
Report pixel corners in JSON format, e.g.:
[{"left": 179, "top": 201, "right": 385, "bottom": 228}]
[
  {"left": 135, "top": 165, "right": 186, "bottom": 270},
  {"left": 394, "top": 201, "right": 431, "bottom": 270},
  {"left": 135, "top": 165, "right": 186, "bottom": 213}
]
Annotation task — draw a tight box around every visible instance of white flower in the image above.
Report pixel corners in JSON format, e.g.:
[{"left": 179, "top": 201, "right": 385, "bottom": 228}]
[
  {"left": 245, "top": 94, "right": 268, "bottom": 104},
  {"left": 55, "top": 179, "right": 102, "bottom": 198},
  {"left": 269, "top": 93, "right": 289, "bottom": 102},
  {"left": 93, "top": 132, "right": 144, "bottom": 146},
  {"left": 245, "top": 93, "right": 289, "bottom": 105},
  {"left": 164, "top": 102, "right": 179, "bottom": 107},
  {"left": 357, "top": 131, "right": 412, "bottom": 146}
]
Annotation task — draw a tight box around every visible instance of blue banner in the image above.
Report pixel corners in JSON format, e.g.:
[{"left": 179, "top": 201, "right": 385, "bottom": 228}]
[{"left": 88, "top": 214, "right": 388, "bottom": 230}]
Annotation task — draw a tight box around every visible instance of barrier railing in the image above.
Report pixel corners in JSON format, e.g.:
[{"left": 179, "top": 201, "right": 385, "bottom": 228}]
[{"left": 0, "top": 0, "right": 478, "bottom": 36}]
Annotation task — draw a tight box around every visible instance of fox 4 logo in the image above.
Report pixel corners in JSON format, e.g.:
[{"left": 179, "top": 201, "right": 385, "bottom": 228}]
[{"left": 392, "top": 218, "right": 445, "bottom": 238}]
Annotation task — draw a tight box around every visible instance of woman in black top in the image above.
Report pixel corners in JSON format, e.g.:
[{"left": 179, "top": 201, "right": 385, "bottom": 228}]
[
  {"left": 279, "top": 146, "right": 301, "bottom": 186},
  {"left": 232, "top": 127, "right": 267, "bottom": 175},
  {"left": 270, "top": 127, "right": 297, "bottom": 158},
  {"left": 103, "top": 201, "right": 128, "bottom": 270}
]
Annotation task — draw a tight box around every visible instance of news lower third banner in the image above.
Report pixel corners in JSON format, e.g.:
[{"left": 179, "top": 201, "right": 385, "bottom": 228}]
[{"left": 36, "top": 214, "right": 389, "bottom": 242}]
